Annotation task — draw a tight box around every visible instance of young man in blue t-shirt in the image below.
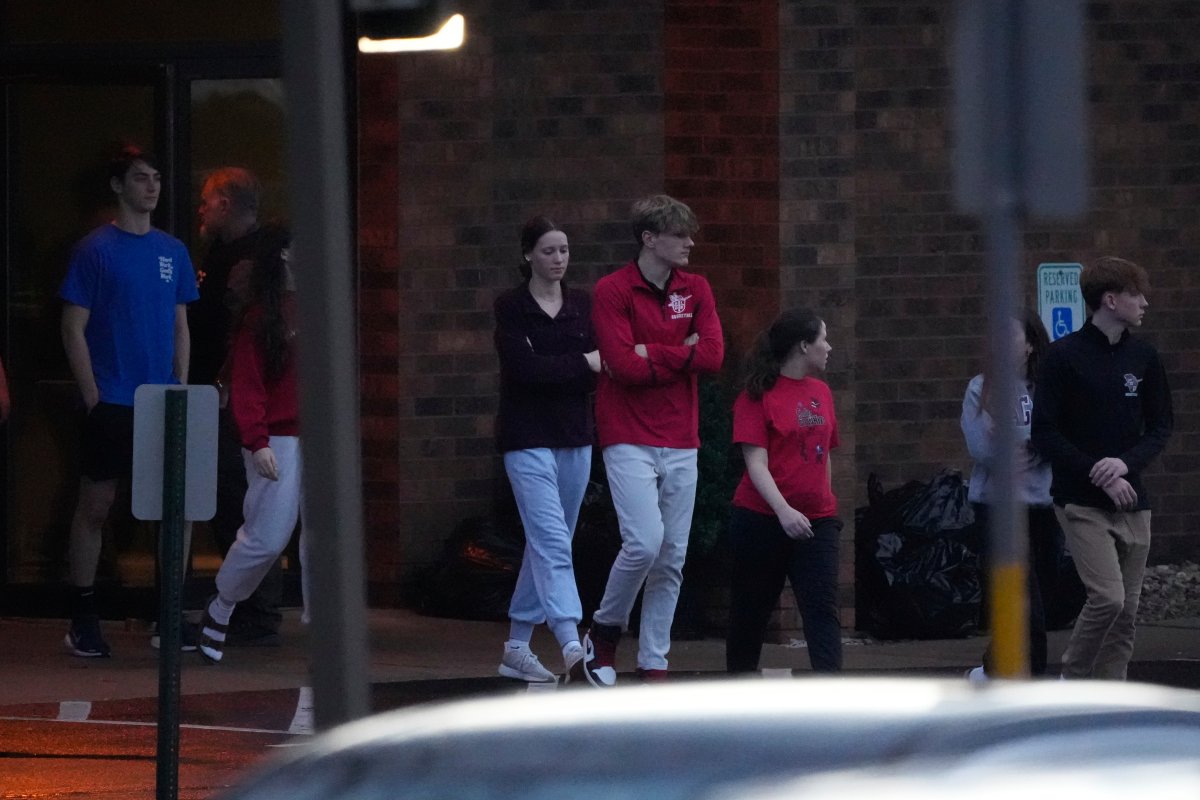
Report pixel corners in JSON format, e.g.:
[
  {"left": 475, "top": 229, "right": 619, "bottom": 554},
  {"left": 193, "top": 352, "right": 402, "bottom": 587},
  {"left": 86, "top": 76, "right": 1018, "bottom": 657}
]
[{"left": 59, "top": 145, "right": 199, "bottom": 657}]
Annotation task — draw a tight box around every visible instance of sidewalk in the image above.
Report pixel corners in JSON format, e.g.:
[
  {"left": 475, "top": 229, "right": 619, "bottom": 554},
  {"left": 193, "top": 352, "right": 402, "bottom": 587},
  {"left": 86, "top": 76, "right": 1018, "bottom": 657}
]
[
  {"left": 4, "top": 609, "right": 1199, "bottom": 715},
  {"left": 2, "top": 610, "right": 1197, "bottom": 799}
]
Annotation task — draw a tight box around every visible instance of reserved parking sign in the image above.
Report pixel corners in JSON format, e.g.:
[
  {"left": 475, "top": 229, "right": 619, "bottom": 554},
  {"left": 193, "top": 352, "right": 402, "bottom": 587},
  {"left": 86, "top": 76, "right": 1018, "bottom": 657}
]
[{"left": 1036, "top": 262, "right": 1085, "bottom": 341}]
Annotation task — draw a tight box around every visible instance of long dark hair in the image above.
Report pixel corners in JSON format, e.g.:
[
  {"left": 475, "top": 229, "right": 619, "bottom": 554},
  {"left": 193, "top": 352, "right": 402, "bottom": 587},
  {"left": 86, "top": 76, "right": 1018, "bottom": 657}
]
[
  {"left": 742, "top": 308, "right": 824, "bottom": 400},
  {"left": 977, "top": 307, "right": 1051, "bottom": 414},
  {"left": 250, "top": 244, "right": 293, "bottom": 383},
  {"left": 518, "top": 215, "right": 561, "bottom": 280}
]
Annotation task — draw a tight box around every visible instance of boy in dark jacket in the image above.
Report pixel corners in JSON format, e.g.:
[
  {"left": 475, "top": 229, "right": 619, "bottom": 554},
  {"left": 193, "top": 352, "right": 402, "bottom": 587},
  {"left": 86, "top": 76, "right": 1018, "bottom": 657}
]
[{"left": 1031, "top": 256, "right": 1172, "bottom": 680}]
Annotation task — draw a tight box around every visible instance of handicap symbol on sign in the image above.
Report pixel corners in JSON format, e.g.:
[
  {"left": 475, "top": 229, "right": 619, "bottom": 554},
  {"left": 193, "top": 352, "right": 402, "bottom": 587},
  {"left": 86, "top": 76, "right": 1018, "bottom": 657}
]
[{"left": 1052, "top": 307, "right": 1072, "bottom": 340}]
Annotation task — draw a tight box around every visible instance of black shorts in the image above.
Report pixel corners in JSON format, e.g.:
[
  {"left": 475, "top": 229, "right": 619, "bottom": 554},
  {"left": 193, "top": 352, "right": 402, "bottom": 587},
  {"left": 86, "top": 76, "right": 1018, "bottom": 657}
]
[{"left": 81, "top": 402, "right": 135, "bottom": 482}]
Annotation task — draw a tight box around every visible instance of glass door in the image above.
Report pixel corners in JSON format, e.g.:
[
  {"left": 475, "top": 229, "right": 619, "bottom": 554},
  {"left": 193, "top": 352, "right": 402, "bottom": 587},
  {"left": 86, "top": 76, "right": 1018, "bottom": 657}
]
[
  {"left": 1, "top": 70, "right": 168, "bottom": 607},
  {"left": 181, "top": 74, "right": 294, "bottom": 584}
]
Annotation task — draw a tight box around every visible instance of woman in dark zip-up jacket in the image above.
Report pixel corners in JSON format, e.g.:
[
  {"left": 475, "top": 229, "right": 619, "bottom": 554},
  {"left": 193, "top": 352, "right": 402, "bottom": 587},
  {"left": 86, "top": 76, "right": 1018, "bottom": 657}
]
[{"left": 493, "top": 216, "right": 600, "bottom": 685}]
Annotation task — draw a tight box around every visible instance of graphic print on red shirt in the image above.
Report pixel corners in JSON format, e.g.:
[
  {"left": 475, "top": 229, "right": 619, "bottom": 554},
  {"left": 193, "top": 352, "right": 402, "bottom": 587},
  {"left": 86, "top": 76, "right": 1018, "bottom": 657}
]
[{"left": 732, "top": 375, "right": 839, "bottom": 518}]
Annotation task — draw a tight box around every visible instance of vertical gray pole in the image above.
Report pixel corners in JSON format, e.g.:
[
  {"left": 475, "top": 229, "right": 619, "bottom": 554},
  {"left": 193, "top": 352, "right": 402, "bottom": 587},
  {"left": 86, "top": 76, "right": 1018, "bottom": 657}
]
[
  {"left": 280, "top": 2, "right": 372, "bottom": 727},
  {"left": 981, "top": 0, "right": 1028, "bottom": 678},
  {"left": 156, "top": 389, "right": 186, "bottom": 800}
]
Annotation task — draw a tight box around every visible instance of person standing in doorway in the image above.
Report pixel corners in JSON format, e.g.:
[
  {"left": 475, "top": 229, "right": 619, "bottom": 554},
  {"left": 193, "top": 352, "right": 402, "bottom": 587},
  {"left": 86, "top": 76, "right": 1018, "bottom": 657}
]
[
  {"left": 60, "top": 144, "right": 198, "bottom": 657},
  {"left": 493, "top": 216, "right": 600, "bottom": 684},
  {"left": 192, "top": 167, "right": 290, "bottom": 647},
  {"left": 725, "top": 309, "right": 843, "bottom": 675},
  {"left": 962, "top": 308, "right": 1062, "bottom": 679},
  {"left": 582, "top": 194, "right": 724, "bottom": 686},
  {"left": 1032, "top": 256, "right": 1173, "bottom": 680}
]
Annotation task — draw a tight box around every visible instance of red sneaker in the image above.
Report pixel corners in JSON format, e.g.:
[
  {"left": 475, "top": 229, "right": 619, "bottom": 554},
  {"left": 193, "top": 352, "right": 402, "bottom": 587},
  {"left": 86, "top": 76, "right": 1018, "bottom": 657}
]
[
  {"left": 581, "top": 624, "right": 620, "bottom": 687},
  {"left": 636, "top": 668, "right": 669, "bottom": 683}
]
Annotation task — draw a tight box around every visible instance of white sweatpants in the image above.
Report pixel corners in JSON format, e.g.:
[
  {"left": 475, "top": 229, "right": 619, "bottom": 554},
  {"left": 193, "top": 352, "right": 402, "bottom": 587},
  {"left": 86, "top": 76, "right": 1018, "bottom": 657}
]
[
  {"left": 216, "top": 436, "right": 306, "bottom": 611},
  {"left": 594, "top": 444, "right": 698, "bottom": 671}
]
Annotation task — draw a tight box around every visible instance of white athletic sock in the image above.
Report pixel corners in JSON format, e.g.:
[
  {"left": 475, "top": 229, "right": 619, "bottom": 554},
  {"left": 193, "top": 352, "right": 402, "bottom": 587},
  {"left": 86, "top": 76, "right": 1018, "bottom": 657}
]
[{"left": 208, "top": 595, "right": 236, "bottom": 627}]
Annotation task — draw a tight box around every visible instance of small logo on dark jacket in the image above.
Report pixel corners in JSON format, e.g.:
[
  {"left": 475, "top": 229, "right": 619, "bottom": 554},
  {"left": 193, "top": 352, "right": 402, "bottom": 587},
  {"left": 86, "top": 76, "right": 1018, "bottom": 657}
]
[{"left": 1123, "top": 373, "right": 1142, "bottom": 397}]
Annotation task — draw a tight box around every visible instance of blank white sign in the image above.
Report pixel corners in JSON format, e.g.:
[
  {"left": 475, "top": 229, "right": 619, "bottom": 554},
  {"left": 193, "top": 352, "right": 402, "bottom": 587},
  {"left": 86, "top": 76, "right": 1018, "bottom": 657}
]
[{"left": 131, "top": 384, "right": 219, "bottom": 521}]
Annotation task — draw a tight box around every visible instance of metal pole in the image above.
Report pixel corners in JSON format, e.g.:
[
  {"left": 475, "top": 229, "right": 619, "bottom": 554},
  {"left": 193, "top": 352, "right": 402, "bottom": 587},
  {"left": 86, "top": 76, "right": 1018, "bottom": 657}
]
[
  {"left": 280, "top": 1, "right": 371, "bottom": 727},
  {"left": 156, "top": 388, "right": 186, "bottom": 800},
  {"left": 982, "top": 0, "right": 1028, "bottom": 679}
]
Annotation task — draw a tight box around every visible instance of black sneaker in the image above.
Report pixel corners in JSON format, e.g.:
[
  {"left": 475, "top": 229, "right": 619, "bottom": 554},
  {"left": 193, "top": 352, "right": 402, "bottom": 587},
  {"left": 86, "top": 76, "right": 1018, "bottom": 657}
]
[
  {"left": 581, "top": 624, "right": 620, "bottom": 687},
  {"left": 149, "top": 619, "right": 199, "bottom": 652},
  {"left": 65, "top": 615, "right": 111, "bottom": 658},
  {"left": 226, "top": 625, "right": 282, "bottom": 648}
]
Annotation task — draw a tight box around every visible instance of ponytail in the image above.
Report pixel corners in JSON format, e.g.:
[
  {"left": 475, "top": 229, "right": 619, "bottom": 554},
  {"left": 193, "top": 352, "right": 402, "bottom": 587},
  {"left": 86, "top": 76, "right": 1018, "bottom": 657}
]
[{"left": 741, "top": 308, "right": 823, "bottom": 400}]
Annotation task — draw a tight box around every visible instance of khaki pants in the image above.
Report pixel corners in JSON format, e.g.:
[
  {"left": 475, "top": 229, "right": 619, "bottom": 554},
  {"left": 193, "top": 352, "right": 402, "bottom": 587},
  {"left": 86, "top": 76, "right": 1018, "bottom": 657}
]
[{"left": 1055, "top": 504, "right": 1151, "bottom": 680}]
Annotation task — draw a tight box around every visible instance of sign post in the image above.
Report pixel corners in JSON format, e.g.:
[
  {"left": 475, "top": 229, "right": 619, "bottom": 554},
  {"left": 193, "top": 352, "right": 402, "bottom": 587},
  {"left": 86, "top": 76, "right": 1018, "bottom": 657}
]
[
  {"left": 953, "top": 0, "right": 1087, "bottom": 679},
  {"left": 132, "top": 384, "right": 217, "bottom": 800}
]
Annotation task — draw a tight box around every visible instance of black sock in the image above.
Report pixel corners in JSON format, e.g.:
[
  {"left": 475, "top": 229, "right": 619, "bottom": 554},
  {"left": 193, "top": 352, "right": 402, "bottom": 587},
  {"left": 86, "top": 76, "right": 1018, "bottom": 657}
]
[{"left": 73, "top": 587, "right": 97, "bottom": 619}]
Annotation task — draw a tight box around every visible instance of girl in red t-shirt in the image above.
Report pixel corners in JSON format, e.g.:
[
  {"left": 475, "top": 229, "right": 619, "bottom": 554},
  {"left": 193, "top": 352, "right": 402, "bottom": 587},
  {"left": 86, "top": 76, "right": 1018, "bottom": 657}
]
[{"left": 726, "top": 308, "right": 843, "bottom": 673}]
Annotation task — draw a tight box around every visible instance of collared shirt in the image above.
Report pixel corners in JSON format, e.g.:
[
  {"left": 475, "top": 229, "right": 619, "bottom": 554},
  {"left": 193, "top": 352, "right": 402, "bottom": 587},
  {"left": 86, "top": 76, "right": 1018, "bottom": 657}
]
[{"left": 592, "top": 260, "right": 724, "bottom": 449}]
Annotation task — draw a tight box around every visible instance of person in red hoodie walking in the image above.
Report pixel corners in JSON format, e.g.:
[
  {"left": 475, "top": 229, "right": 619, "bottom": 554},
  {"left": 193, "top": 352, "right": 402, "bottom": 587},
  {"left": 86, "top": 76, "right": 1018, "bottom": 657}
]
[
  {"left": 581, "top": 195, "right": 724, "bottom": 686},
  {"left": 199, "top": 245, "right": 305, "bottom": 664}
]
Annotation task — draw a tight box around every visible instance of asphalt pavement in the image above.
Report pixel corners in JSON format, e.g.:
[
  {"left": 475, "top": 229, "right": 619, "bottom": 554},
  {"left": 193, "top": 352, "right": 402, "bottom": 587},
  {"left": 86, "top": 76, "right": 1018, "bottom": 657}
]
[{"left": 2, "top": 609, "right": 1198, "bottom": 798}]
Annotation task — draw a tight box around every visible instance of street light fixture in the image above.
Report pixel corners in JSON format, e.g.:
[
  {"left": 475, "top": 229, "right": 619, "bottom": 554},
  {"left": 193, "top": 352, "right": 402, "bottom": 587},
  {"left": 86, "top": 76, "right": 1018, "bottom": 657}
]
[{"left": 358, "top": 13, "right": 464, "bottom": 53}]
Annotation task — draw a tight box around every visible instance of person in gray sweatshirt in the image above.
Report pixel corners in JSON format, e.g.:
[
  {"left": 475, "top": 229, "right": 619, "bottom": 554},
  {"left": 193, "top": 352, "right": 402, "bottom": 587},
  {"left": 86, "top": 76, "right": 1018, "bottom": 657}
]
[{"left": 960, "top": 308, "right": 1062, "bottom": 678}]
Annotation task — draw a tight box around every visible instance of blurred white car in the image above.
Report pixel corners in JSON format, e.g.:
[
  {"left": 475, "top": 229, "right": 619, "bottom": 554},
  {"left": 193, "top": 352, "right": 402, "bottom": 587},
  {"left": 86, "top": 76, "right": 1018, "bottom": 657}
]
[{"left": 220, "top": 678, "right": 1200, "bottom": 800}]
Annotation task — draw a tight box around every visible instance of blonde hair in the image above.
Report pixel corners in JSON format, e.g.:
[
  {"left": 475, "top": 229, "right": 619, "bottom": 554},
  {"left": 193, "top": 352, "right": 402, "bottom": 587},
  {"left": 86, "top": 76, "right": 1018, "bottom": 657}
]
[{"left": 630, "top": 194, "right": 698, "bottom": 244}]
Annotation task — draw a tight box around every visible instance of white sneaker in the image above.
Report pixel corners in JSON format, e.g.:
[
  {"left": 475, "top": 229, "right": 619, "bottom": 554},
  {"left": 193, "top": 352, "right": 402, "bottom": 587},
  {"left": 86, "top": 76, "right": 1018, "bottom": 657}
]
[
  {"left": 498, "top": 645, "right": 557, "bottom": 683},
  {"left": 965, "top": 665, "right": 988, "bottom": 683}
]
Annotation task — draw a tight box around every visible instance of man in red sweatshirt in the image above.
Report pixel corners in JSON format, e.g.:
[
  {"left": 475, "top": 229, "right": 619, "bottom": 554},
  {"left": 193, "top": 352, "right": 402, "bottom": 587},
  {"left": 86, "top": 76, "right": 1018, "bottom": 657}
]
[{"left": 580, "top": 195, "right": 724, "bottom": 686}]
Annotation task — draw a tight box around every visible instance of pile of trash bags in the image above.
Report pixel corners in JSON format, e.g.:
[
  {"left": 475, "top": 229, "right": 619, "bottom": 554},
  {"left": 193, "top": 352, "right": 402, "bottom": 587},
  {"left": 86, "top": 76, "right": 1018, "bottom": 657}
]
[
  {"left": 856, "top": 470, "right": 984, "bottom": 640},
  {"left": 415, "top": 480, "right": 620, "bottom": 622}
]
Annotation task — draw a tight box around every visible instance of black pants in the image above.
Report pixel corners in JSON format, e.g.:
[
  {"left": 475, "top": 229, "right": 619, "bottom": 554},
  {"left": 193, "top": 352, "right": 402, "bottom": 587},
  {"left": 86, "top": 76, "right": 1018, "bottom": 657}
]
[
  {"left": 726, "top": 508, "right": 843, "bottom": 673},
  {"left": 212, "top": 409, "right": 282, "bottom": 635},
  {"left": 975, "top": 503, "right": 1062, "bottom": 675}
]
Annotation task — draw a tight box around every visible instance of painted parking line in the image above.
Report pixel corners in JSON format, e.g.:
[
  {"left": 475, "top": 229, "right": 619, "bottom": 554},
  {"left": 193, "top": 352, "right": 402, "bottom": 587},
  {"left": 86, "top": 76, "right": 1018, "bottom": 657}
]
[
  {"left": 288, "top": 686, "right": 314, "bottom": 734},
  {"left": 58, "top": 700, "right": 92, "bottom": 721},
  {"left": 0, "top": 715, "right": 294, "bottom": 735}
]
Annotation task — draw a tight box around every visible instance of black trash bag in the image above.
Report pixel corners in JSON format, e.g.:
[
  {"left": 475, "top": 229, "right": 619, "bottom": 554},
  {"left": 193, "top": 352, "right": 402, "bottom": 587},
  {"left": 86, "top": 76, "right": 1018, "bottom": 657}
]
[
  {"left": 415, "top": 516, "right": 524, "bottom": 621},
  {"left": 896, "top": 470, "right": 978, "bottom": 536},
  {"left": 856, "top": 470, "right": 983, "bottom": 640}
]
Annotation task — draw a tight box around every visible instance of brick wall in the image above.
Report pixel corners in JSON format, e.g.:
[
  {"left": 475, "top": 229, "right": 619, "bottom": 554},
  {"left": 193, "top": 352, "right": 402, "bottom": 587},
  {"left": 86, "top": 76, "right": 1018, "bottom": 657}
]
[
  {"left": 357, "top": 0, "right": 665, "bottom": 595},
  {"left": 359, "top": 0, "right": 1200, "bottom": 613},
  {"left": 835, "top": 0, "right": 1200, "bottom": 565},
  {"left": 358, "top": 53, "right": 405, "bottom": 597},
  {"left": 779, "top": 0, "right": 858, "bottom": 631},
  {"left": 664, "top": 0, "right": 782, "bottom": 360}
]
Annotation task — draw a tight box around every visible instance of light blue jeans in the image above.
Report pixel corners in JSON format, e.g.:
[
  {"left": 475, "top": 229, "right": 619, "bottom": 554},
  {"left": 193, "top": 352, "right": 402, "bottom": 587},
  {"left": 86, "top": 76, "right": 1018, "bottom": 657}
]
[
  {"left": 504, "top": 446, "right": 591, "bottom": 648},
  {"left": 595, "top": 444, "right": 698, "bottom": 671}
]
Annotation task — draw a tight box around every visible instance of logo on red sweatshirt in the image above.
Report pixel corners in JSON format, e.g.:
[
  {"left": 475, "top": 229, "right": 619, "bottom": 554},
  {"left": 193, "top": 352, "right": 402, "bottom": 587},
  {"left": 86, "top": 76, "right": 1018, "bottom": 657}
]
[{"left": 667, "top": 292, "right": 693, "bottom": 319}]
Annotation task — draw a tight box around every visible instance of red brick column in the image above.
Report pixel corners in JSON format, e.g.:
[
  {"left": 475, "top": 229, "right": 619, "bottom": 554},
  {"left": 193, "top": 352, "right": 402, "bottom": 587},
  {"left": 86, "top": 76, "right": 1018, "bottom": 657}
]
[
  {"left": 664, "top": 0, "right": 782, "bottom": 361},
  {"left": 357, "top": 52, "right": 404, "bottom": 598}
]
